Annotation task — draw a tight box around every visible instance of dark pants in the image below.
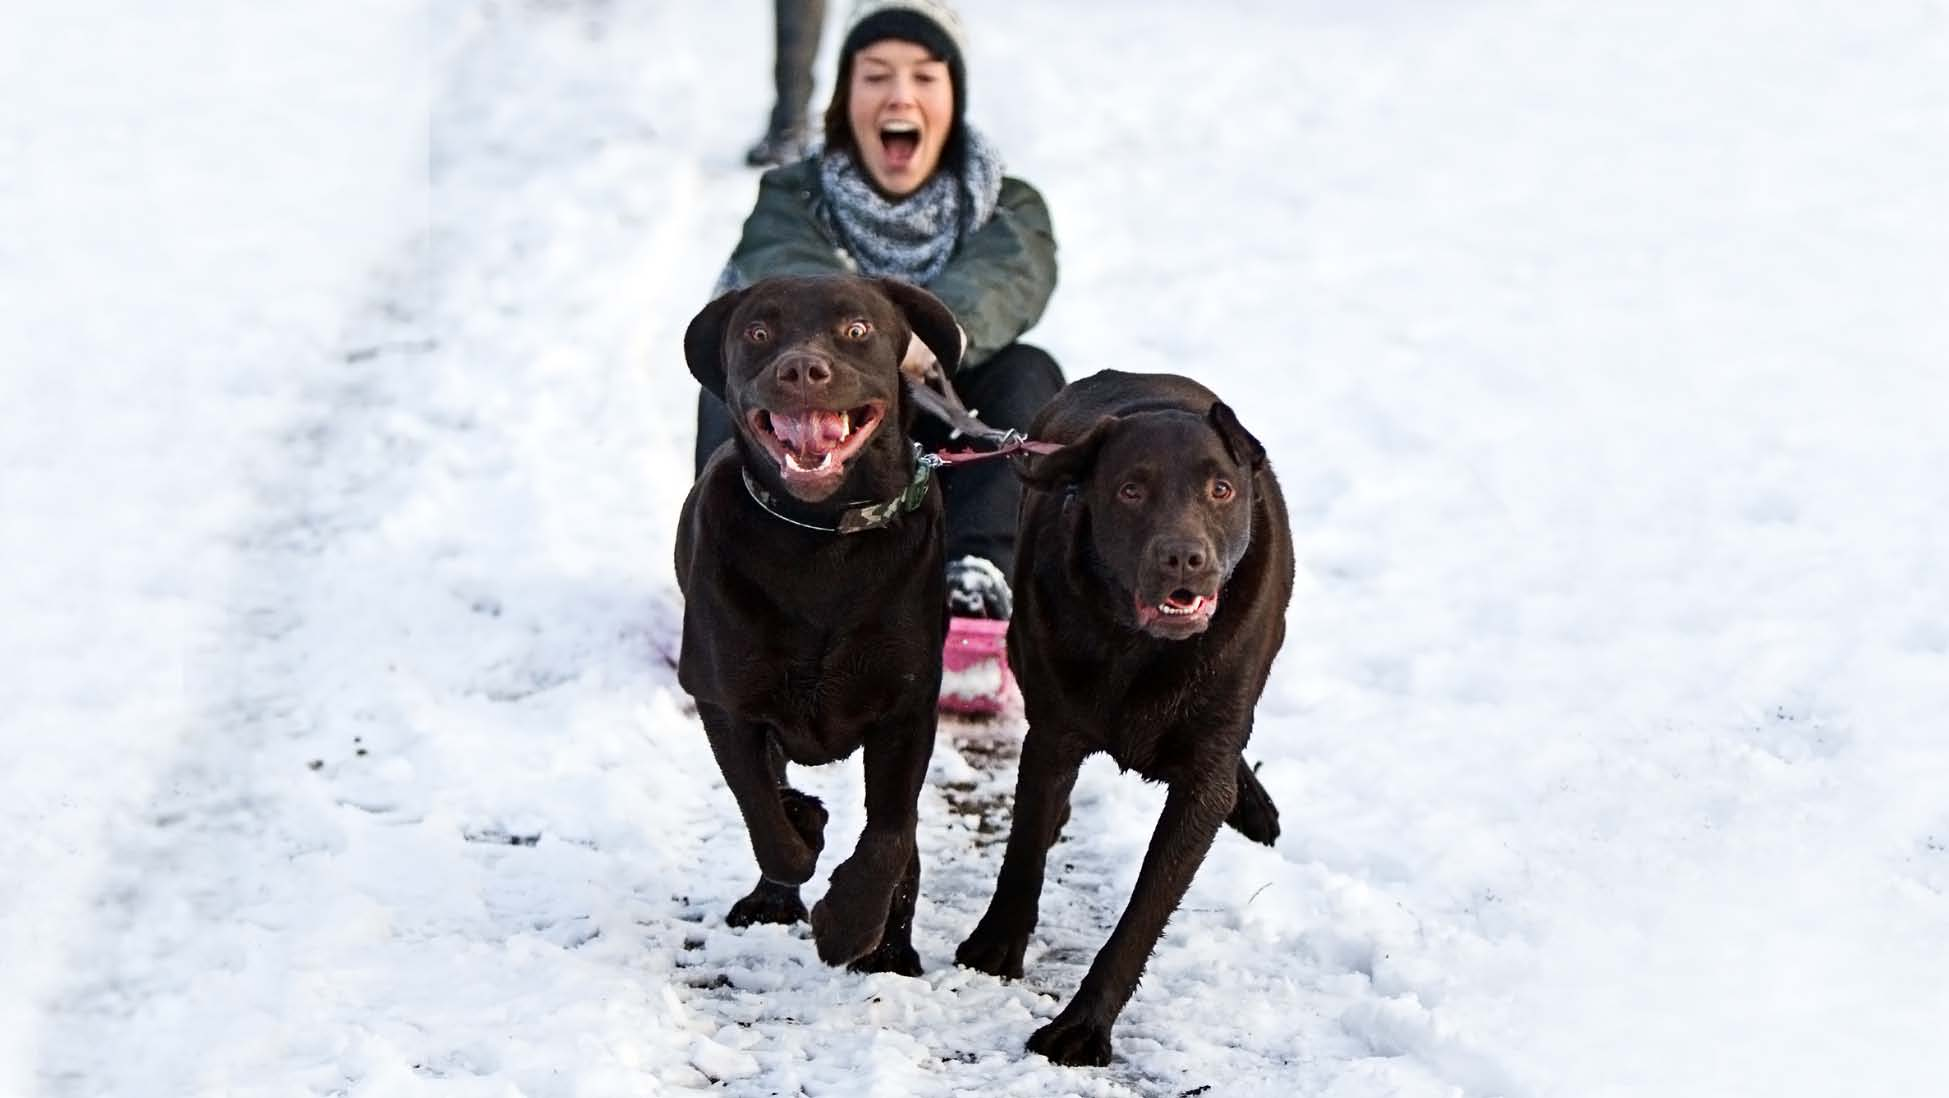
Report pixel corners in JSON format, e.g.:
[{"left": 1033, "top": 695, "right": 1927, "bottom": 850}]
[
  {"left": 766, "top": 0, "right": 826, "bottom": 139},
  {"left": 693, "top": 343, "right": 1066, "bottom": 577}
]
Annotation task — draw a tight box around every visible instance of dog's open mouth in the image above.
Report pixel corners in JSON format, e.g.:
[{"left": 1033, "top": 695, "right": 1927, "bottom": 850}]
[
  {"left": 1135, "top": 588, "right": 1219, "bottom": 635},
  {"left": 746, "top": 402, "right": 886, "bottom": 495}
]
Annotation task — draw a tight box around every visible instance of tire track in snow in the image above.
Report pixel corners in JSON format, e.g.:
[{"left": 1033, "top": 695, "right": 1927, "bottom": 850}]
[
  {"left": 33, "top": 254, "right": 454, "bottom": 1095},
  {"left": 33, "top": 4, "right": 727, "bottom": 1092}
]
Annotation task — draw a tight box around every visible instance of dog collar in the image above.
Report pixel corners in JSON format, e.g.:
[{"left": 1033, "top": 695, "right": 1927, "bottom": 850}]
[{"left": 741, "top": 443, "right": 941, "bottom": 534}]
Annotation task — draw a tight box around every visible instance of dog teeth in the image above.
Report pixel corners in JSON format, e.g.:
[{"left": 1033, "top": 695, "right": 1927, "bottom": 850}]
[
  {"left": 1158, "top": 597, "right": 1207, "bottom": 616},
  {"left": 785, "top": 450, "right": 836, "bottom": 473}
]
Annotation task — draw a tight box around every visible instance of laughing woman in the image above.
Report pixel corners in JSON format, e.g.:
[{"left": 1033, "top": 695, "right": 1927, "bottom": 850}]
[{"left": 693, "top": 0, "right": 1062, "bottom": 622}]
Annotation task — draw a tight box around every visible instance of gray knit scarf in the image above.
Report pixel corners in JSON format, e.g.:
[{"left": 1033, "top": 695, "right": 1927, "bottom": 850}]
[{"left": 816, "top": 126, "right": 1004, "bottom": 284}]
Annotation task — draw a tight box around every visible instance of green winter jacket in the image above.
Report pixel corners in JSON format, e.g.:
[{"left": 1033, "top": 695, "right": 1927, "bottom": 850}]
[{"left": 716, "top": 159, "right": 1058, "bottom": 370}]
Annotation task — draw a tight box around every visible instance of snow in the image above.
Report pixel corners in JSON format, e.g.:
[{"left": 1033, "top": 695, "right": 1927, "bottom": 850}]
[
  {"left": 3, "top": 1, "right": 1946, "bottom": 1096},
  {"left": 939, "top": 660, "right": 1005, "bottom": 700}
]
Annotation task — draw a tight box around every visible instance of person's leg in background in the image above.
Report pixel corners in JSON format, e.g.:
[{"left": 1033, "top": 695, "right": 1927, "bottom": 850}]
[
  {"left": 746, "top": 0, "right": 827, "bottom": 167},
  {"left": 914, "top": 343, "right": 1066, "bottom": 617}
]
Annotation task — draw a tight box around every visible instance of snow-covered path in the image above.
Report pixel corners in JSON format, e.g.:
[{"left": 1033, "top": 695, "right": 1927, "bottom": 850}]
[
  {"left": 2, "top": 0, "right": 430, "bottom": 1090},
  {"left": 6, "top": 1, "right": 1948, "bottom": 1096}
]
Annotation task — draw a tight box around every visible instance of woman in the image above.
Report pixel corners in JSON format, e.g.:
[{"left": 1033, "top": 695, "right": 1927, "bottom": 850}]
[{"left": 695, "top": 0, "right": 1063, "bottom": 621}]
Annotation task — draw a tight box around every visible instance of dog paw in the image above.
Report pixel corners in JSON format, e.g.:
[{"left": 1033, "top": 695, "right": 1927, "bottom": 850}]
[
  {"left": 1225, "top": 760, "right": 1281, "bottom": 846},
  {"left": 779, "top": 788, "right": 828, "bottom": 852},
  {"left": 1027, "top": 1010, "right": 1114, "bottom": 1067},
  {"left": 848, "top": 938, "right": 923, "bottom": 978},
  {"left": 808, "top": 838, "right": 906, "bottom": 966},
  {"left": 755, "top": 833, "right": 820, "bottom": 886},
  {"left": 725, "top": 878, "right": 808, "bottom": 927},
  {"left": 809, "top": 896, "right": 887, "bottom": 966},
  {"left": 954, "top": 924, "right": 1028, "bottom": 980}
]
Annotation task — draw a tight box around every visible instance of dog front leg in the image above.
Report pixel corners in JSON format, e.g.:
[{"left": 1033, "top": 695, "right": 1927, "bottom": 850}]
[
  {"left": 701, "top": 704, "right": 822, "bottom": 892},
  {"left": 956, "top": 726, "right": 1087, "bottom": 979},
  {"left": 1029, "top": 763, "right": 1235, "bottom": 1067},
  {"left": 726, "top": 738, "right": 831, "bottom": 928},
  {"left": 846, "top": 846, "right": 922, "bottom": 977},
  {"left": 809, "top": 715, "right": 933, "bottom": 968}
]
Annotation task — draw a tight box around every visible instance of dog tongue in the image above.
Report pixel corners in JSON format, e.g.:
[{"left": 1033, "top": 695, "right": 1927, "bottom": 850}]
[{"left": 771, "top": 410, "right": 848, "bottom": 455}]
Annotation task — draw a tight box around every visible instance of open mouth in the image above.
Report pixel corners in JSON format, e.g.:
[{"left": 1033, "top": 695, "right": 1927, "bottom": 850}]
[
  {"left": 746, "top": 401, "right": 886, "bottom": 496},
  {"left": 879, "top": 119, "right": 921, "bottom": 172},
  {"left": 1134, "top": 588, "right": 1220, "bottom": 635}
]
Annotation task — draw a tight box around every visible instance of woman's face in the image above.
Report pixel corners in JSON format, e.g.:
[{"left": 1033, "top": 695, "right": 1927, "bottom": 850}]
[{"left": 847, "top": 39, "right": 953, "bottom": 197}]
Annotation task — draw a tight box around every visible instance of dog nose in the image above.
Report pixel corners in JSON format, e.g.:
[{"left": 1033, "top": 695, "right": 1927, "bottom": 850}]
[
  {"left": 774, "top": 353, "right": 833, "bottom": 391},
  {"left": 1154, "top": 538, "right": 1213, "bottom": 580}
]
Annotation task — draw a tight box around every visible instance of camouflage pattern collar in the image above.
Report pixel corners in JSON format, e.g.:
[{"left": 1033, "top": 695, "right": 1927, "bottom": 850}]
[{"left": 741, "top": 444, "right": 940, "bottom": 534}]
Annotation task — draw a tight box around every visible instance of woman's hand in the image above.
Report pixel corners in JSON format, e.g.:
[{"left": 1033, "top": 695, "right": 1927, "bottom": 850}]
[
  {"left": 902, "top": 324, "right": 966, "bottom": 381},
  {"left": 901, "top": 333, "right": 937, "bottom": 381}
]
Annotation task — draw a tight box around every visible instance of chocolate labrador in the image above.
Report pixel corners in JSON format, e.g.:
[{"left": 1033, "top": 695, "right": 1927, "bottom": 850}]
[
  {"left": 676, "top": 274, "right": 962, "bottom": 975},
  {"left": 955, "top": 369, "right": 1292, "bottom": 1064}
]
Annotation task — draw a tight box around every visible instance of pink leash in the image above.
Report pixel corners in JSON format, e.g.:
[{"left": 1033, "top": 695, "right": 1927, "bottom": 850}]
[{"left": 907, "top": 366, "right": 1064, "bottom": 465}]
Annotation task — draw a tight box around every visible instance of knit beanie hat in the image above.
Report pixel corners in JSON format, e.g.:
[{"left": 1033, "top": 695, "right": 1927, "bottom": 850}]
[{"left": 826, "top": 0, "right": 971, "bottom": 168}]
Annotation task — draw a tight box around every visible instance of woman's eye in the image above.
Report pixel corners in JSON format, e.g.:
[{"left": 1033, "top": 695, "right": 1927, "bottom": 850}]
[
  {"left": 1212, "top": 480, "right": 1235, "bottom": 501},
  {"left": 744, "top": 323, "right": 770, "bottom": 344},
  {"left": 845, "top": 321, "right": 871, "bottom": 340}
]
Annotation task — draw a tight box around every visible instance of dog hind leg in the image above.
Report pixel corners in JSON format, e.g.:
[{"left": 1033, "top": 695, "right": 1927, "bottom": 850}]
[{"left": 1223, "top": 757, "right": 1280, "bottom": 846}]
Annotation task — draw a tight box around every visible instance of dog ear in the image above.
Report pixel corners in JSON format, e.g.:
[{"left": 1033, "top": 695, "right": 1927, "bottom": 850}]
[
  {"left": 877, "top": 278, "right": 964, "bottom": 375},
  {"left": 1208, "top": 401, "right": 1267, "bottom": 472},
  {"left": 1017, "top": 415, "right": 1117, "bottom": 491},
  {"left": 683, "top": 287, "right": 747, "bottom": 400}
]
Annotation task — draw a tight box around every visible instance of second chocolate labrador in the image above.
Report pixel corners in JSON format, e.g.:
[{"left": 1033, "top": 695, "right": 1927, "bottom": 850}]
[{"left": 956, "top": 369, "right": 1292, "bottom": 1063}]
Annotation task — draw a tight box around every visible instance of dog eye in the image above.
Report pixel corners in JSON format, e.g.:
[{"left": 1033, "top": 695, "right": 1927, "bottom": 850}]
[
  {"left": 1118, "top": 482, "right": 1144, "bottom": 503},
  {"left": 744, "top": 322, "right": 770, "bottom": 344},
  {"left": 844, "top": 320, "right": 872, "bottom": 340},
  {"left": 1211, "top": 479, "right": 1235, "bottom": 501}
]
